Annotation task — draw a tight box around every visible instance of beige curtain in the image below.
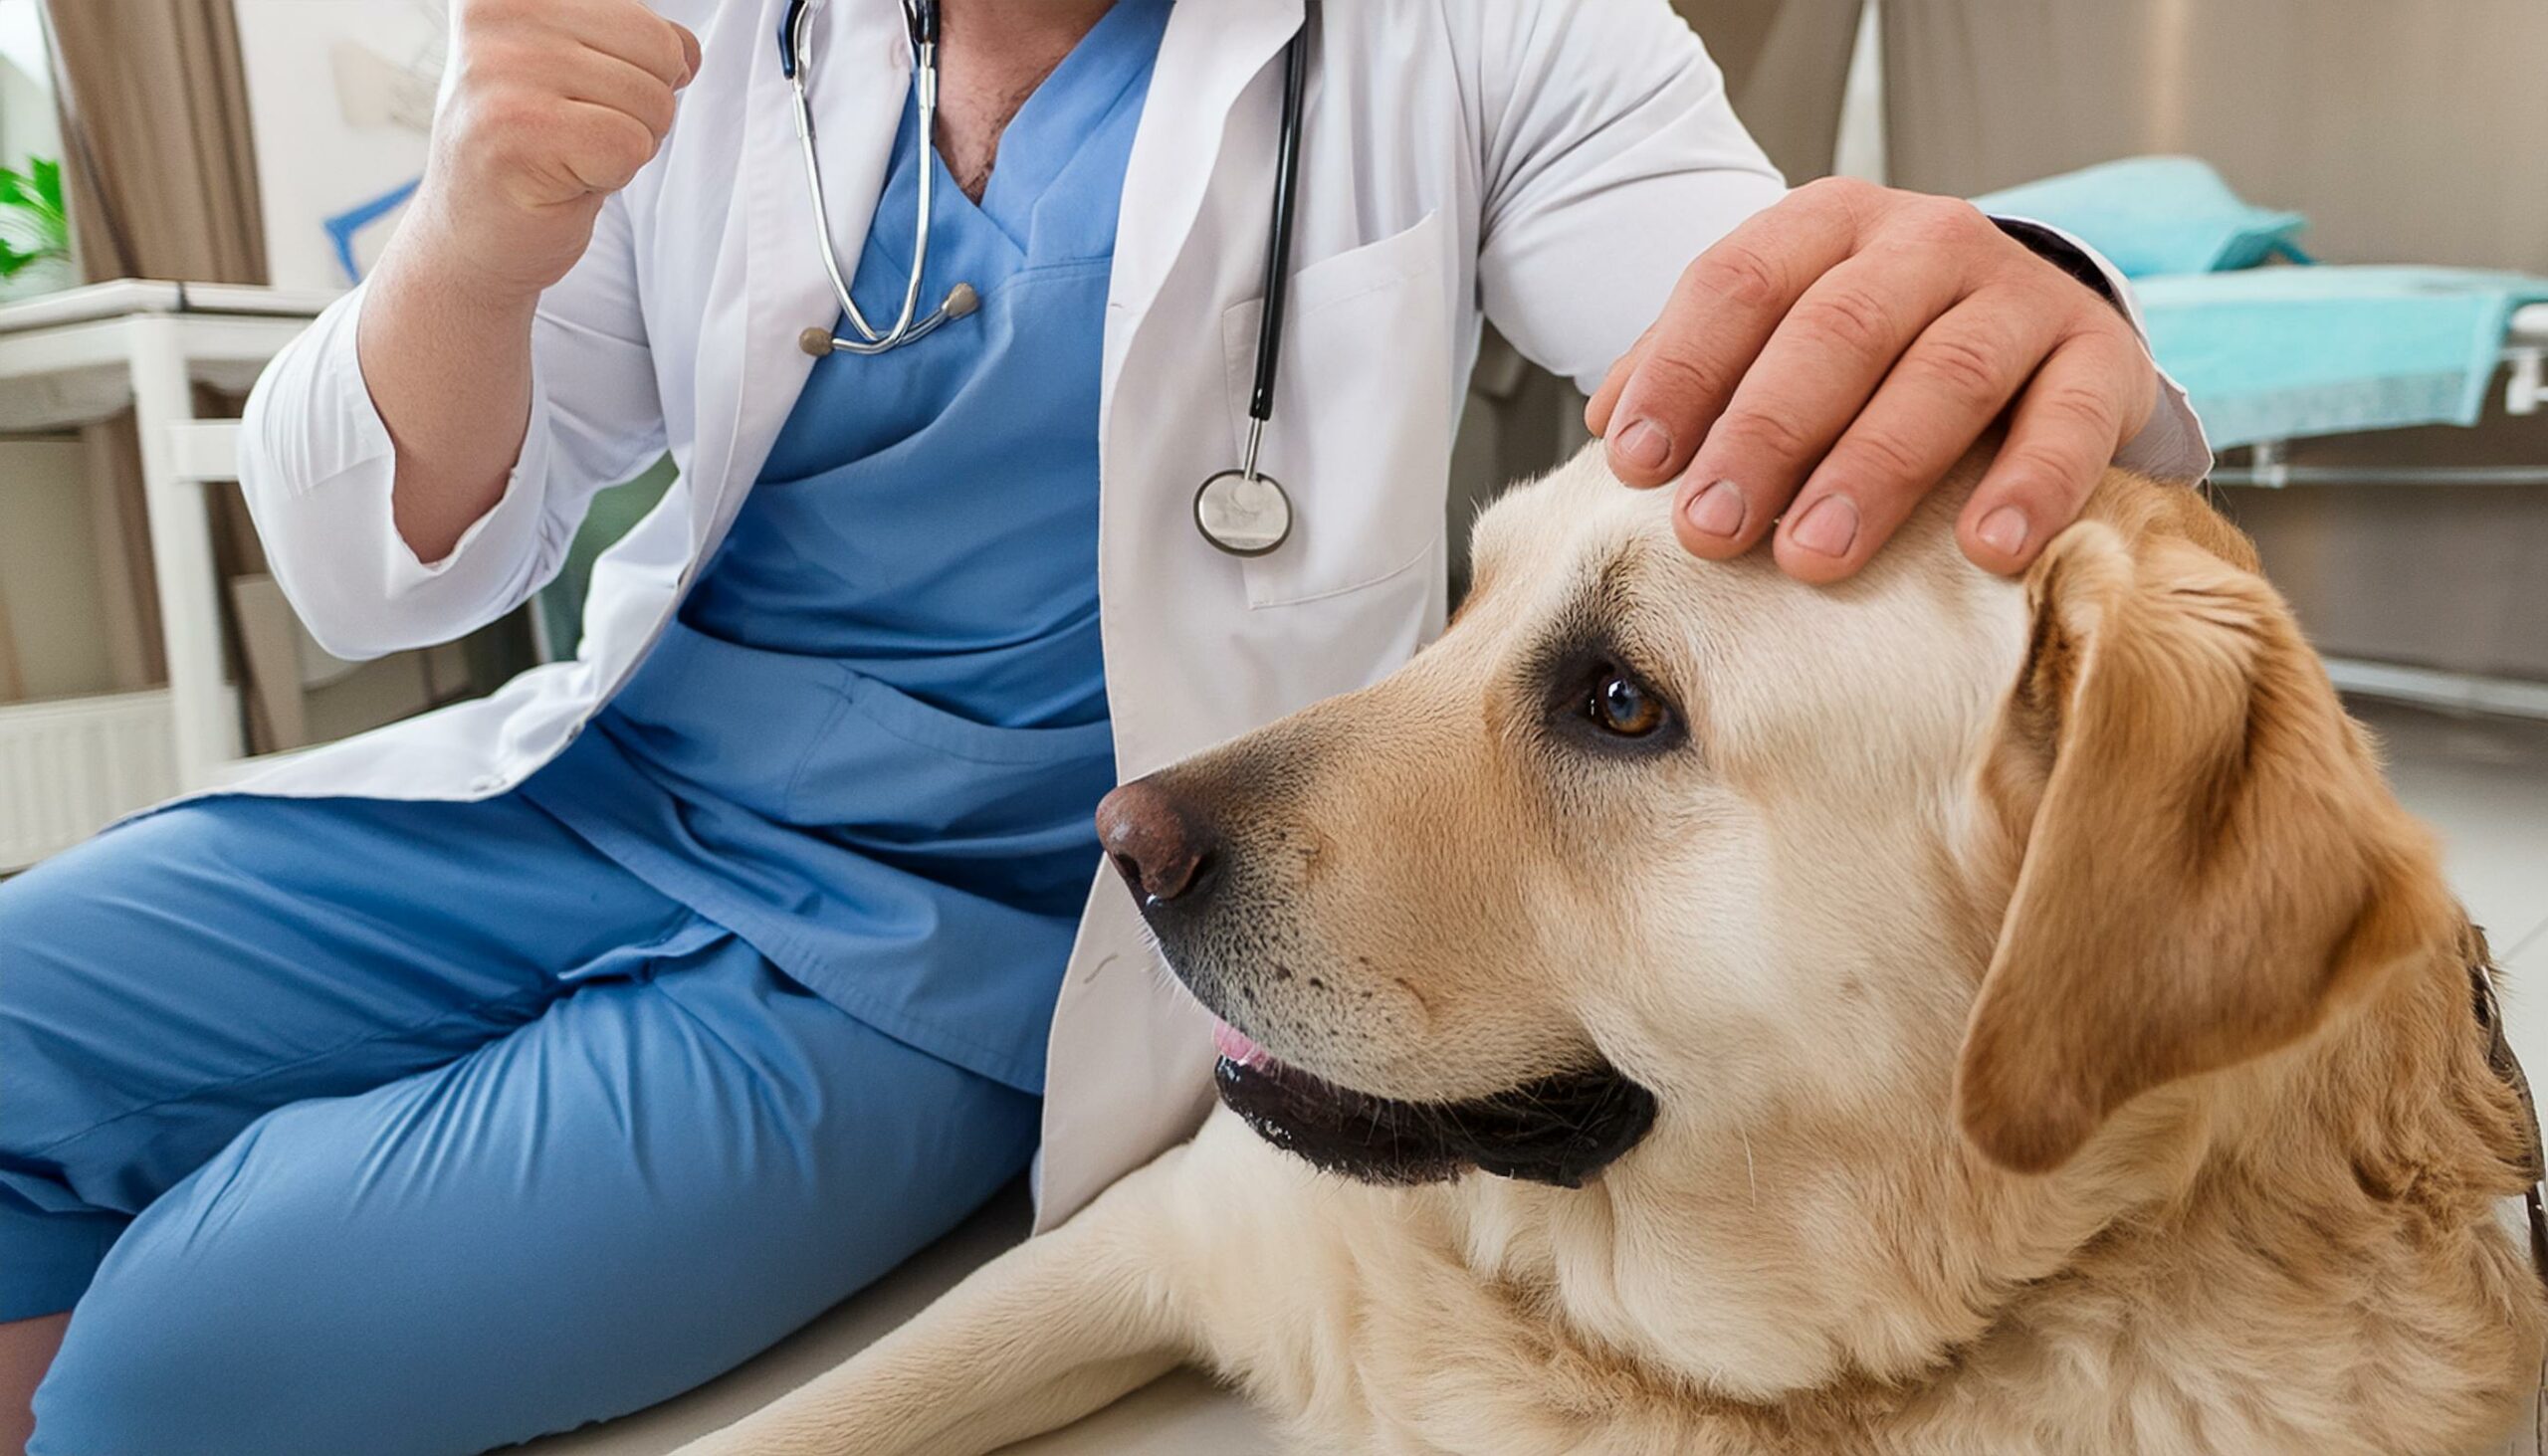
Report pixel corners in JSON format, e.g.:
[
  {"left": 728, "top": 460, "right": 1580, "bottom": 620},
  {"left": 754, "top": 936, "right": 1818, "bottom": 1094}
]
[
  {"left": 48, "top": 0, "right": 266, "bottom": 283},
  {"left": 1881, "top": 0, "right": 2548, "bottom": 272},
  {"left": 43, "top": 0, "right": 269, "bottom": 712}
]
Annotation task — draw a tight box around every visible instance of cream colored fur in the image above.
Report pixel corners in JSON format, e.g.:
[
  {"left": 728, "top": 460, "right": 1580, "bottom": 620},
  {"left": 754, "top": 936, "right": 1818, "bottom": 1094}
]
[{"left": 677, "top": 449, "right": 2546, "bottom": 1456}]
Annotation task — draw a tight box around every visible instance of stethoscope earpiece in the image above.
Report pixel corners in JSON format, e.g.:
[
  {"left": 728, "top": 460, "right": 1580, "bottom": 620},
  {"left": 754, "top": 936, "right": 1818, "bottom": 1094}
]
[{"left": 801, "top": 283, "right": 979, "bottom": 357}]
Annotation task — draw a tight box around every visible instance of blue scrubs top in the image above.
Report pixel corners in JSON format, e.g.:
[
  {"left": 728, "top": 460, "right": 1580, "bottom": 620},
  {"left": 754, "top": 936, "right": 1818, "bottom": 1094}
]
[{"left": 522, "top": 0, "right": 1172, "bottom": 1095}]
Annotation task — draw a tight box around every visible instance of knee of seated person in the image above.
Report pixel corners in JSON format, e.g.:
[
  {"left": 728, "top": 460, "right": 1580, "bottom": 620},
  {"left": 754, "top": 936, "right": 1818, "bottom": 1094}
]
[
  {"left": 25, "top": 1252, "right": 315, "bottom": 1456},
  {"left": 27, "top": 1277, "right": 425, "bottom": 1456},
  {"left": 26, "top": 1184, "right": 399, "bottom": 1456}
]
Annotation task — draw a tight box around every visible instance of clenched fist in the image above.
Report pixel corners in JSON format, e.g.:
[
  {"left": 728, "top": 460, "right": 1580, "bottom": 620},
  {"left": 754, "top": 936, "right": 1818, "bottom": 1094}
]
[{"left": 413, "top": 0, "right": 701, "bottom": 301}]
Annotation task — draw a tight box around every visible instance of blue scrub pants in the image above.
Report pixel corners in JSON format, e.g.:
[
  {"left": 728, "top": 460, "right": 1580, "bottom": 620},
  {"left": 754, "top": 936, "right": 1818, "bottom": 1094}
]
[{"left": 0, "top": 793, "right": 1041, "bottom": 1456}]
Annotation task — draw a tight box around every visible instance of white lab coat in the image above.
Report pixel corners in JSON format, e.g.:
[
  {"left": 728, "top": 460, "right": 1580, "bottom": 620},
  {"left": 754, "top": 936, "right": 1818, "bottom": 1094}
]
[{"left": 240, "top": 0, "right": 2207, "bottom": 1229}]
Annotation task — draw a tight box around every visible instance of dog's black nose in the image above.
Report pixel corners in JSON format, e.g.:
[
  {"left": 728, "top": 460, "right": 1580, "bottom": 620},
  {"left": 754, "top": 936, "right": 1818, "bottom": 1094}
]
[{"left": 1096, "top": 778, "right": 1218, "bottom": 905}]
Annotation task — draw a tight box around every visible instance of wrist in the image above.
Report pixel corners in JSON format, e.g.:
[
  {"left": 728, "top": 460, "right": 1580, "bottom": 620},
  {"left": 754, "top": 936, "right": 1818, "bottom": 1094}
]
[
  {"left": 375, "top": 189, "right": 553, "bottom": 321},
  {"left": 1991, "top": 216, "right": 2121, "bottom": 309}
]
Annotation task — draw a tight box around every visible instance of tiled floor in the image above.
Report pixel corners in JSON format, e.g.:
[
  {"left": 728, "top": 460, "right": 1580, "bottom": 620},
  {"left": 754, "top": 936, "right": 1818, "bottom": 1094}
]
[{"left": 527, "top": 699, "right": 2548, "bottom": 1456}]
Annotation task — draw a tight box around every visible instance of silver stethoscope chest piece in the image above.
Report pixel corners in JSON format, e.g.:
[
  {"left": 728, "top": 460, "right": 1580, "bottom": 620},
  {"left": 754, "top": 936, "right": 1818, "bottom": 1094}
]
[{"left": 1193, "top": 468, "right": 1292, "bottom": 556}]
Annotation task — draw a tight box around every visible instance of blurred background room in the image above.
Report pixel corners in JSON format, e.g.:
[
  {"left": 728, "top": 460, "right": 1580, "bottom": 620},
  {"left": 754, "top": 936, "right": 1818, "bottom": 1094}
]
[{"left": 0, "top": 5, "right": 2542, "bottom": 1446}]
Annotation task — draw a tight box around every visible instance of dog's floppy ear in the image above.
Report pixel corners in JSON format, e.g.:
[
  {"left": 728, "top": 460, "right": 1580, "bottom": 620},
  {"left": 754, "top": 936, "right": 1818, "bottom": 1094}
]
[{"left": 1955, "top": 517, "right": 2452, "bottom": 1173}]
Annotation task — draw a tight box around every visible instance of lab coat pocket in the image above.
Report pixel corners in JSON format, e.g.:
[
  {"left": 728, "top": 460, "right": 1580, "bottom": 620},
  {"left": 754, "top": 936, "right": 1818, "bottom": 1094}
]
[{"left": 1221, "top": 209, "right": 1453, "bottom": 608}]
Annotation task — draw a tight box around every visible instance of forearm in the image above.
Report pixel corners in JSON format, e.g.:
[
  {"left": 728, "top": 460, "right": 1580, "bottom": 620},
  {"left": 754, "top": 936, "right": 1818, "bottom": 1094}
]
[{"left": 355, "top": 219, "right": 540, "bottom": 565}]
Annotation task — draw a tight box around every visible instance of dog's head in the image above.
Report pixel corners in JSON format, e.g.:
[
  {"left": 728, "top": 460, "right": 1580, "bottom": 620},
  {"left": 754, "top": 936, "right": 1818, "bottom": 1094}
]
[{"left": 1103, "top": 447, "right": 2468, "bottom": 1386}]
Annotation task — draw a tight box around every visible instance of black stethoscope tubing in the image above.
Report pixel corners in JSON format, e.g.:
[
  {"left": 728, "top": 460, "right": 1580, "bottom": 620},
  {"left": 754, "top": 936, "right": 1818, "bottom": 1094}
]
[{"left": 1249, "top": 11, "right": 1310, "bottom": 435}]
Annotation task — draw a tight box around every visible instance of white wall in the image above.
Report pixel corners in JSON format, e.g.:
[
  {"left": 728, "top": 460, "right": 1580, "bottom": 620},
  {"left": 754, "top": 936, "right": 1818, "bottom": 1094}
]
[
  {"left": 234, "top": 0, "right": 443, "bottom": 290},
  {"left": 0, "top": 0, "right": 49, "bottom": 162},
  {"left": 0, "top": 0, "right": 69, "bottom": 302}
]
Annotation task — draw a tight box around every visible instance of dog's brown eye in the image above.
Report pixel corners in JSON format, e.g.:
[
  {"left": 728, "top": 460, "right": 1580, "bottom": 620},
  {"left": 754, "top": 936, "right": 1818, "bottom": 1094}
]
[{"left": 1586, "top": 670, "right": 1664, "bottom": 737}]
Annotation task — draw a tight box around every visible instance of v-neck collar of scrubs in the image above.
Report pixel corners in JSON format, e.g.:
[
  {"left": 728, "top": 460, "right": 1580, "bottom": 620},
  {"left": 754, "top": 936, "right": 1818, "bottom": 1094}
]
[
  {"left": 976, "top": 0, "right": 1173, "bottom": 254},
  {"left": 858, "top": 0, "right": 1172, "bottom": 289}
]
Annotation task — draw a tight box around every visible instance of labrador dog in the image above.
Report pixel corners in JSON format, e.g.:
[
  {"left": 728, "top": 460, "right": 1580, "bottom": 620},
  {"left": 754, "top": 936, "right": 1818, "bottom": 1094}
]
[{"left": 680, "top": 448, "right": 2547, "bottom": 1455}]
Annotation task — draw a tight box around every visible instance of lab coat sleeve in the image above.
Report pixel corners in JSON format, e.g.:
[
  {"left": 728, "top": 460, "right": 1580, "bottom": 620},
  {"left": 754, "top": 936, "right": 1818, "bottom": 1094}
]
[
  {"left": 1465, "top": 0, "right": 1787, "bottom": 395},
  {"left": 240, "top": 192, "right": 667, "bottom": 661},
  {"left": 1466, "top": 2, "right": 2210, "bottom": 485}
]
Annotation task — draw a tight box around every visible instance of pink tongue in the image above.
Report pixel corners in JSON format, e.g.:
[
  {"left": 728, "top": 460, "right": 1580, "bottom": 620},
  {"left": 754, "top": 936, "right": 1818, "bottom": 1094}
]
[{"left": 1212, "top": 1020, "right": 1275, "bottom": 1069}]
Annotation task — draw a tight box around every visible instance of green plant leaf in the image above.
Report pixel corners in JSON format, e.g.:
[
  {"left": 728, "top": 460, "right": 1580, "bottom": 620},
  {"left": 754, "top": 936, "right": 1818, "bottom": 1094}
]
[{"left": 0, "top": 155, "right": 70, "bottom": 259}]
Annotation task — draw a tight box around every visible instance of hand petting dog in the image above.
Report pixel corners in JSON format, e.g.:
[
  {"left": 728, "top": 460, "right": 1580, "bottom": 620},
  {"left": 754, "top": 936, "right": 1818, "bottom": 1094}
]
[{"left": 1589, "top": 177, "right": 2162, "bottom": 582}]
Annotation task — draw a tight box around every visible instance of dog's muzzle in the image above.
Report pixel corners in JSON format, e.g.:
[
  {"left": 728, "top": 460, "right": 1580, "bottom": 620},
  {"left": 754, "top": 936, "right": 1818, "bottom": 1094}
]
[{"left": 1096, "top": 774, "right": 1659, "bottom": 1189}]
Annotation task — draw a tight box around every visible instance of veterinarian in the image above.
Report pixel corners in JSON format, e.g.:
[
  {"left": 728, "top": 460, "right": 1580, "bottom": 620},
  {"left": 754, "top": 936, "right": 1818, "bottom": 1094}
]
[{"left": 0, "top": 1, "right": 2211, "bottom": 1451}]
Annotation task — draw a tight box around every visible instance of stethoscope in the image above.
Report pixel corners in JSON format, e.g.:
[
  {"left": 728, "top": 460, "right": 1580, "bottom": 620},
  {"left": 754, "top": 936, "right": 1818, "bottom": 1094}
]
[
  {"left": 776, "top": 0, "right": 1312, "bottom": 557},
  {"left": 782, "top": 0, "right": 977, "bottom": 356}
]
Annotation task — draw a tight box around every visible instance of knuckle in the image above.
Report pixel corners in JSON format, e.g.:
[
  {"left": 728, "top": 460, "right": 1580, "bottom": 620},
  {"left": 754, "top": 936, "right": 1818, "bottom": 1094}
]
[
  {"left": 650, "top": 23, "right": 690, "bottom": 78},
  {"left": 1906, "top": 331, "right": 2014, "bottom": 407},
  {"left": 1922, "top": 193, "right": 1989, "bottom": 231},
  {"left": 459, "top": 36, "right": 531, "bottom": 89},
  {"left": 638, "top": 85, "right": 678, "bottom": 135},
  {"left": 1628, "top": 346, "right": 1738, "bottom": 412},
  {"left": 2032, "top": 379, "right": 2125, "bottom": 439},
  {"left": 1717, "top": 407, "right": 1819, "bottom": 464},
  {"left": 1688, "top": 242, "right": 1787, "bottom": 312},
  {"left": 1798, "top": 174, "right": 1876, "bottom": 210},
  {"left": 1899, "top": 196, "right": 1991, "bottom": 251},
  {"left": 474, "top": 89, "right": 542, "bottom": 143},
  {"left": 465, "top": 3, "right": 539, "bottom": 55},
  {"left": 608, "top": 121, "right": 657, "bottom": 175},
  {"left": 1999, "top": 445, "right": 2096, "bottom": 502},
  {"left": 2072, "top": 298, "right": 2141, "bottom": 343},
  {"left": 1794, "top": 286, "right": 1898, "bottom": 358},
  {"left": 1833, "top": 426, "right": 1928, "bottom": 485}
]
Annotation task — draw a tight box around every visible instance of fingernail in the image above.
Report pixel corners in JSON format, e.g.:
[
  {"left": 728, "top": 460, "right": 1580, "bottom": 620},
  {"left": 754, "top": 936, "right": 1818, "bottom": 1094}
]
[
  {"left": 1613, "top": 420, "right": 1670, "bottom": 473},
  {"left": 1685, "top": 480, "right": 1747, "bottom": 537},
  {"left": 1978, "top": 506, "right": 2029, "bottom": 557},
  {"left": 1791, "top": 496, "right": 1860, "bottom": 557}
]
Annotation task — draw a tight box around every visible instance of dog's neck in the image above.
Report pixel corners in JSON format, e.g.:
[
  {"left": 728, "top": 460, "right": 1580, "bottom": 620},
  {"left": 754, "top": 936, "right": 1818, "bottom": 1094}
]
[{"left": 1438, "top": 927, "right": 2542, "bottom": 1441}]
